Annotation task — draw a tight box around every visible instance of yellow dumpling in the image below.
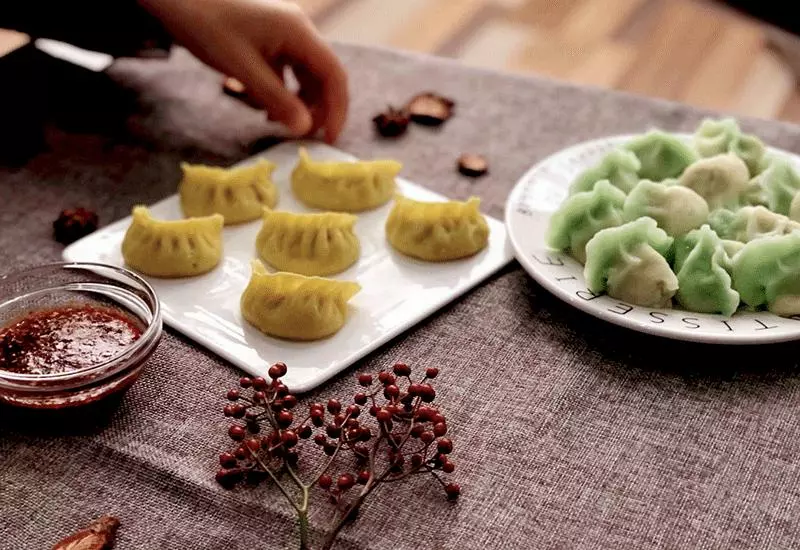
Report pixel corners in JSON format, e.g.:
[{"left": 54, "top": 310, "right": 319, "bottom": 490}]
[
  {"left": 255, "top": 209, "right": 360, "bottom": 276},
  {"left": 240, "top": 260, "right": 361, "bottom": 341},
  {"left": 290, "top": 147, "right": 401, "bottom": 212},
  {"left": 121, "top": 206, "right": 224, "bottom": 278},
  {"left": 179, "top": 159, "right": 278, "bottom": 225},
  {"left": 385, "top": 195, "right": 490, "bottom": 261}
]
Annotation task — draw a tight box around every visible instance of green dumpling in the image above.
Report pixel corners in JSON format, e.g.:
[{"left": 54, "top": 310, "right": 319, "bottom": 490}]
[
  {"left": 693, "top": 118, "right": 740, "bottom": 157},
  {"left": 584, "top": 217, "right": 677, "bottom": 308},
  {"left": 569, "top": 148, "right": 641, "bottom": 196},
  {"left": 677, "top": 153, "right": 751, "bottom": 210},
  {"left": 722, "top": 239, "right": 745, "bottom": 259},
  {"left": 732, "top": 231, "right": 800, "bottom": 316},
  {"left": 673, "top": 225, "right": 740, "bottom": 316},
  {"left": 752, "top": 156, "right": 800, "bottom": 215},
  {"left": 623, "top": 179, "right": 709, "bottom": 236},
  {"left": 708, "top": 205, "right": 800, "bottom": 243},
  {"left": 624, "top": 130, "right": 698, "bottom": 181},
  {"left": 546, "top": 180, "right": 626, "bottom": 264},
  {"left": 692, "top": 117, "right": 766, "bottom": 177},
  {"left": 731, "top": 134, "right": 767, "bottom": 177},
  {"left": 790, "top": 192, "right": 800, "bottom": 222}
]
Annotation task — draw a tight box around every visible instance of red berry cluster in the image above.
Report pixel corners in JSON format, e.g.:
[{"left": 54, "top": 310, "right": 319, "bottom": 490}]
[
  {"left": 313, "top": 363, "right": 461, "bottom": 503},
  {"left": 215, "top": 361, "right": 460, "bottom": 548},
  {"left": 216, "top": 362, "right": 301, "bottom": 486}
]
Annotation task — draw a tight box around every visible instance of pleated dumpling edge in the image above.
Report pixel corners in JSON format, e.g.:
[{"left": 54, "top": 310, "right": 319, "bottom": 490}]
[
  {"left": 255, "top": 208, "right": 361, "bottom": 276},
  {"left": 240, "top": 259, "right": 361, "bottom": 341},
  {"left": 179, "top": 159, "right": 279, "bottom": 225},
  {"left": 121, "top": 205, "right": 224, "bottom": 278},
  {"left": 290, "top": 147, "right": 402, "bottom": 212},
  {"left": 385, "top": 194, "right": 490, "bottom": 262}
]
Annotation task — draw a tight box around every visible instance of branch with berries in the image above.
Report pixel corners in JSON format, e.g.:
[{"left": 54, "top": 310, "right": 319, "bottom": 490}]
[{"left": 215, "top": 362, "right": 460, "bottom": 550}]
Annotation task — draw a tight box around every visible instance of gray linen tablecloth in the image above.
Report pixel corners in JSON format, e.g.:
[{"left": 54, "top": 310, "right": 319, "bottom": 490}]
[{"left": 3, "top": 43, "right": 800, "bottom": 550}]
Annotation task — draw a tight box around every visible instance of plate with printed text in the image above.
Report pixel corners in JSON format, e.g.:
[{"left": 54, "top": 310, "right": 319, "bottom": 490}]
[{"left": 505, "top": 132, "right": 800, "bottom": 344}]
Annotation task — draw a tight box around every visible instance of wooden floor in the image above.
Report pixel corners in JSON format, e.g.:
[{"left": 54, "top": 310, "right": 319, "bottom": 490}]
[
  {"left": 2, "top": 0, "right": 799, "bottom": 124},
  {"left": 295, "top": 0, "right": 800, "bottom": 124}
]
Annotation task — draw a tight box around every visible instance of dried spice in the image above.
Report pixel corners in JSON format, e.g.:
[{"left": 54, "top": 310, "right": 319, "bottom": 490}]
[
  {"left": 52, "top": 516, "right": 120, "bottom": 550},
  {"left": 53, "top": 208, "right": 99, "bottom": 245},
  {"left": 222, "top": 76, "right": 247, "bottom": 99},
  {"left": 372, "top": 107, "right": 410, "bottom": 138},
  {"left": 406, "top": 92, "right": 455, "bottom": 126},
  {"left": 223, "top": 77, "right": 261, "bottom": 108},
  {"left": 216, "top": 362, "right": 459, "bottom": 550},
  {"left": 457, "top": 154, "right": 489, "bottom": 178}
]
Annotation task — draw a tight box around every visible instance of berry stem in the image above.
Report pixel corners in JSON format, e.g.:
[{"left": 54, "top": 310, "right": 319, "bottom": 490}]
[
  {"left": 379, "top": 465, "right": 424, "bottom": 483},
  {"left": 248, "top": 449, "right": 300, "bottom": 513},
  {"left": 286, "top": 459, "right": 305, "bottom": 489},
  {"left": 368, "top": 433, "right": 384, "bottom": 479},
  {"left": 425, "top": 467, "right": 448, "bottom": 488},
  {"left": 263, "top": 397, "right": 281, "bottom": 431},
  {"left": 297, "top": 486, "right": 310, "bottom": 550},
  {"left": 321, "top": 468, "right": 390, "bottom": 550},
  {"left": 310, "top": 439, "right": 344, "bottom": 489}
]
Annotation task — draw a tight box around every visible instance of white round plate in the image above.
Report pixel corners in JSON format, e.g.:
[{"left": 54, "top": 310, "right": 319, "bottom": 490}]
[{"left": 504, "top": 133, "right": 800, "bottom": 345}]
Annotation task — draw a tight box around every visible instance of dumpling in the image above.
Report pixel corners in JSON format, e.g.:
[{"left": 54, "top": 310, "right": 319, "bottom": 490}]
[
  {"left": 693, "top": 117, "right": 740, "bottom": 157},
  {"left": 708, "top": 205, "right": 800, "bottom": 243},
  {"left": 255, "top": 209, "right": 360, "bottom": 276},
  {"left": 677, "top": 153, "right": 752, "bottom": 210},
  {"left": 624, "top": 130, "right": 698, "bottom": 181},
  {"left": 546, "top": 180, "right": 626, "bottom": 264},
  {"left": 179, "top": 160, "right": 278, "bottom": 225},
  {"left": 732, "top": 232, "right": 800, "bottom": 316},
  {"left": 291, "top": 148, "right": 401, "bottom": 212},
  {"left": 121, "top": 206, "right": 224, "bottom": 278},
  {"left": 622, "top": 179, "right": 708, "bottom": 236},
  {"left": 385, "top": 195, "right": 489, "bottom": 261},
  {"left": 790, "top": 192, "right": 800, "bottom": 222},
  {"left": 568, "top": 148, "right": 641, "bottom": 195},
  {"left": 722, "top": 239, "right": 745, "bottom": 259},
  {"left": 692, "top": 117, "right": 766, "bottom": 177},
  {"left": 672, "top": 225, "right": 740, "bottom": 316},
  {"left": 240, "top": 260, "right": 361, "bottom": 341},
  {"left": 752, "top": 156, "right": 800, "bottom": 215},
  {"left": 731, "top": 134, "right": 768, "bottom": 178},
  {"left": 584, "top": 217, "right": 677, "bottom": 308}
]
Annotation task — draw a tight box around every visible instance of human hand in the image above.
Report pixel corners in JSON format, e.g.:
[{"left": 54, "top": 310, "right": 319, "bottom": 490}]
[{"left": 140, "top": 0, "right": 348, "bottom": 143}]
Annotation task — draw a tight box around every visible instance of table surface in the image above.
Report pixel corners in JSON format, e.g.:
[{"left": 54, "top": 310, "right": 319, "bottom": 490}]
[{"left": 3, "top": 43, "right": 800, "bottom": 550}]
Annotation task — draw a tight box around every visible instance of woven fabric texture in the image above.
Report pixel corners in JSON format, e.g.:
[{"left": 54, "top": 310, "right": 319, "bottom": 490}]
[{"left": 2, "top": 44, "right": 800, "bottom": 550}]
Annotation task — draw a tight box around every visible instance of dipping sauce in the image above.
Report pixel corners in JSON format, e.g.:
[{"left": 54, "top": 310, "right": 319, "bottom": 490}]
[{"left": 0, "top": 305, "right": 143, "bottom": 375}]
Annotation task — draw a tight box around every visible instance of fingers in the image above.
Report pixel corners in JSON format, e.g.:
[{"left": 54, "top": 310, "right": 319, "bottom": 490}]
[
  {"left": 295, "top": 65, "right": 327, "bottom": 136},
  {"left": 228, "top": 42, "right": 313, "bottom": 137},
  {"left": 281, "top": 23, "right": 349, "bottom": 143}
]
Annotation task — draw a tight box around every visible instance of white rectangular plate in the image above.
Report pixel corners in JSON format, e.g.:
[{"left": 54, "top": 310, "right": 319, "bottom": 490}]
[{"left": 63, "top": 141, "right": 514, "bottom": 392}]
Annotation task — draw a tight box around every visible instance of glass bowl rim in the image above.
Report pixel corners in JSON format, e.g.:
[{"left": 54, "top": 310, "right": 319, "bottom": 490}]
[{"left": 0, "top": 261, "right": 162, "bottom": 383}]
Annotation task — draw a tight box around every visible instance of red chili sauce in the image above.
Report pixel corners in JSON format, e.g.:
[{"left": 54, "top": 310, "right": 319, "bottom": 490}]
[{"left": 0, "top": 305, "right": 143, "bottom": 375}]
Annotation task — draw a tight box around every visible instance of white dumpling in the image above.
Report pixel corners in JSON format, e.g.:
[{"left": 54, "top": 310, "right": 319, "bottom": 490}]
[
  {"left": 790, "top": 192, "right": 800, "bottom": 223},
  {"left": 708, "top": 205, "right": 800, "bottom": 243},
  {"left": 677, "top": 153, "right": 751, "bottom": 210},
  {"left": 623, "top": 180, "right": 709, "bottom": 236}
]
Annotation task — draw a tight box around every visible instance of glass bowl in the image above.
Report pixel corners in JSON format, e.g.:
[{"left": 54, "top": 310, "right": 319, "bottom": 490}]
[{"left": 0, "top": 262, "right": 162, "bottom": 409}]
